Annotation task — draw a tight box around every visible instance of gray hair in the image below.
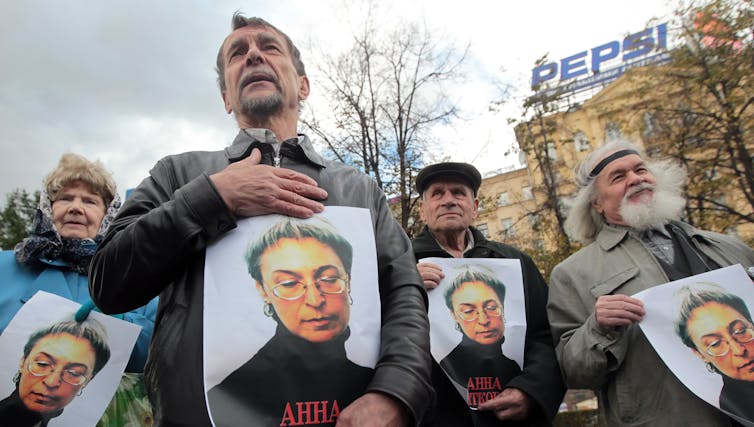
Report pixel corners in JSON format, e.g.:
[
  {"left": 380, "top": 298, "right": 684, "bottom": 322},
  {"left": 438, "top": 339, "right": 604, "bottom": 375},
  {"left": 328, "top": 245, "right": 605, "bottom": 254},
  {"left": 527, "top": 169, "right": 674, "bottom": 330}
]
[
  {"left": 45, "top": 153, "right": 117, "bottom": 207},
  {"left": 245, "top": 217, "right": 353, "bottom": 284},
  {"left": 674, "top": 282, "right": 753, "bottom": 350},
  {"left": 443, "top": 264, "right": 506, "bottom": 310},
  {"left": 563, "top": 138, "right": 686, "bottom": 244},
  {"left": 23, "top": 318, "right": 111, "bottom": 379},
  {"left": 215, "top": 13, "right": 306, "bottom": 93}
]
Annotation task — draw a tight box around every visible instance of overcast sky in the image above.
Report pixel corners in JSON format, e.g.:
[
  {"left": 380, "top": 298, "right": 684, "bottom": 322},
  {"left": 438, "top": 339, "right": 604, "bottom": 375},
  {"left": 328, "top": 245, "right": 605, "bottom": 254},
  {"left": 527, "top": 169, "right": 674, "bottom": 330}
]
[{"left": 0, "top": 0, "right": 676, "bottom": 202}]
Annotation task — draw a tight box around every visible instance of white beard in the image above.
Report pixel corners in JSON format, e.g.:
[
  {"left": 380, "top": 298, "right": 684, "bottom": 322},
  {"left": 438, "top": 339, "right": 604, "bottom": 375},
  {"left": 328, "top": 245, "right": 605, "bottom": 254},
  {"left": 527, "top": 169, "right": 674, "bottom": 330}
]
[{"left": 619, "top": 183, "right": 685, "bottom": 231}]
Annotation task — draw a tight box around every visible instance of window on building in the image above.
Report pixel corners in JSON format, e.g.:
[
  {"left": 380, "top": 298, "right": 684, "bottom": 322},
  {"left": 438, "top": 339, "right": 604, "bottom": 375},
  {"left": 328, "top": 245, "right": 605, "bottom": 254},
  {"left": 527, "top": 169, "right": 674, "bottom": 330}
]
[
  {"left": 522, "top": 186, "right": 533, "bottom": 200},
  {"left": 574, "top": 131, "right": 590, "bottom": 152},
  {"left": 546, "top": 142, "right": 558, "bottom": 161},
  {"left": 476, "top": 223, "right": 489, "bottom": 238},
  {"left": 500, "top": 218, "right": 515, "bottom": 238},
  {"left": 642, "top": 112, "right": 658, "bottom": 139},
  {"left": 605, "top": 122, "right": 622, "bottom": 143},
  {"left": 497, "top": 192, "right": 510, "bottom": 206}
]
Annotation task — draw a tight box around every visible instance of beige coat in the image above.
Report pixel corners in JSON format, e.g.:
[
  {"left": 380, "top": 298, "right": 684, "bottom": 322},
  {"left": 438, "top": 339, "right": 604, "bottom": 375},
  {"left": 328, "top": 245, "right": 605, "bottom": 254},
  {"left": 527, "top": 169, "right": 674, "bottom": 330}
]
[{"left": 548, "top": 221, "right": 754, "bottom": 427}]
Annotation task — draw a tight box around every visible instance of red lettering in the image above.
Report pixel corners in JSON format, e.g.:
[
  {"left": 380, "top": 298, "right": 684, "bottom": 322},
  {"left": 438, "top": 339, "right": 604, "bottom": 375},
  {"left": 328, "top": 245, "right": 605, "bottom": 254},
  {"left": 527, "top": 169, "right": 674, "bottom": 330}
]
[
  {"left": 468, "top": 376, "right": 503, "bottom": 391},
  {"left": 279, "top": 400, "right": 341, "bottom": 425},
  {"left": 480, "top": 377, "right": 492, "bottom": 389},
  {"left": 329, "top": 400, "right": 340, "bottom": 421},
  {"left": 280, "top": 402, "right": 296, "bottom": 426},
  {"left": 467, "top": 391, "right": 501, "bottom": 406},
  {"left": 298, "top": 401, "right": 310, "bottom": 424},
  {"left": 312, "top": 401, "right": 328, "bottom": 423}
]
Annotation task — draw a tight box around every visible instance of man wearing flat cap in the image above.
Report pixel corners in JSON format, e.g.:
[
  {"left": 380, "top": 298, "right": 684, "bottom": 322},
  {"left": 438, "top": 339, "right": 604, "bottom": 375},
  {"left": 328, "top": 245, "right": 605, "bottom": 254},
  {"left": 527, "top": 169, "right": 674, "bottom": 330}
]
[
  {"left": 411, "top": 162, "right": 565, "bottom": 426},
  {"left": 548, "top": 139, "right": 754, "bottom": 426}
]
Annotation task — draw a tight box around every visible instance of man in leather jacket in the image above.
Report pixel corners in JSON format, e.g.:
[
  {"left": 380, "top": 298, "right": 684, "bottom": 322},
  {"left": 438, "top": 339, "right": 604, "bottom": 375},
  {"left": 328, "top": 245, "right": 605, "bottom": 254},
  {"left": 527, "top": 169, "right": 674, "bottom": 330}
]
[
  {"left": 89, "top": 14, "right": 433, "bottom": 427},
  {"left": 411, "top": 162, "right": 564, "bottom": 426}
]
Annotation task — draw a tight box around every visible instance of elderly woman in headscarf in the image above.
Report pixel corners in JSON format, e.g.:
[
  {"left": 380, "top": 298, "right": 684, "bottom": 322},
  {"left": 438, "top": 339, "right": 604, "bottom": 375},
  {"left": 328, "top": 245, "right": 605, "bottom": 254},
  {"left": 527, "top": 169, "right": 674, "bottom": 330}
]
[{"left": 0, "top": 153, "right": 157, "bottom": 425}]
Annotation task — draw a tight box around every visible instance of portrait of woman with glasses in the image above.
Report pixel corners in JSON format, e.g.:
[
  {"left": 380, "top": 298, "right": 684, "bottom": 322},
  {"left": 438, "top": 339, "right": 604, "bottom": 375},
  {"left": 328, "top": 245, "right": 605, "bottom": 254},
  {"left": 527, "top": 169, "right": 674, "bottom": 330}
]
[
  {"left": 439, "top": 265, "right": 521, "bottom": 411},
  {"left": 674, "top": 282, "right": 754, "bottom": 423},
  {"left": 0, "top": 318, "right": 110, "bottom": 426},
  {"left": 207, "top": 216, "right": 374, "bottom": 426}
]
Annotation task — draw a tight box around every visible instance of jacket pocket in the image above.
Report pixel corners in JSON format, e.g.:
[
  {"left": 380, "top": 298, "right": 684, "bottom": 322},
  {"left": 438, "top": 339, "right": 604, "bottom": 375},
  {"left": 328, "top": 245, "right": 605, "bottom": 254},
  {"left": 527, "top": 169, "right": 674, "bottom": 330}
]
[
  {"left": 589, "top": 267, "right": 640, "bottom": 299},
  {"left": 609, "top": 335, "right": 667, "bottom": 424}
]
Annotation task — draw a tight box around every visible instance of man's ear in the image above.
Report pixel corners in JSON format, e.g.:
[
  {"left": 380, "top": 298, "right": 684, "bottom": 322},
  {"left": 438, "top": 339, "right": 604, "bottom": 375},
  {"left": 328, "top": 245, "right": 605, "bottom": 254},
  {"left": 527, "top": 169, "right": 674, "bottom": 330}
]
[
  {"left": 418, "top": 198, "right": 427, "bottom": 222},
  {"left": 591, "top": 197, "right": 603, "bottom": 214},
  {"left": 298, "top": 75, "right": 310, "bottom": 101},
  {"left": 472, "top": 197, "right": 479, "bottom": 219},
  {"left": 222, "top": 91, "right": 232, "bottom": 114}
]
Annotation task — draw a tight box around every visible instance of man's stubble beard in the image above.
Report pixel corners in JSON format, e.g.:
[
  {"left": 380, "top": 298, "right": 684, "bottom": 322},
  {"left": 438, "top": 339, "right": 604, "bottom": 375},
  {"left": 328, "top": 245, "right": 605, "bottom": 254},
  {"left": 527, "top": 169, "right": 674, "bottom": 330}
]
[
  {"left": 240, "top": 92, "right": 284, "bottom": 117},
  {"left": 619, "top": 183, "right": 685, "bottom": 231}
]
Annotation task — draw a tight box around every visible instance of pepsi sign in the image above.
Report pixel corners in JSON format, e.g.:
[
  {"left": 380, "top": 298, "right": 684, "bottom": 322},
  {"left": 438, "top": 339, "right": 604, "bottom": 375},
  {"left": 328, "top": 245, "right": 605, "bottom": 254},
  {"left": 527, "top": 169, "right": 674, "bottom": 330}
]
[{"left": 531, "top": 23, "right": 668, "bottom": 89}]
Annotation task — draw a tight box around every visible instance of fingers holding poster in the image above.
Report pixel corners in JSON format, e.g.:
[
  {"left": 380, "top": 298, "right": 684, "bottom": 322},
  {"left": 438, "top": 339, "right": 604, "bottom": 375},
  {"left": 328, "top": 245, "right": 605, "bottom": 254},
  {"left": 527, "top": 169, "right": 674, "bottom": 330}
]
[
  {"left": 420, "top": 258, "right": 526, "bottom": 410},
  {"left": 0, "top": 291, "right": 140, "bottom": 427},
  {"left": 203, "top": 207, "right": 381, "bottom": 427},
  {"left": 635, "top": 264, "right": 754, "bottom": 427}
]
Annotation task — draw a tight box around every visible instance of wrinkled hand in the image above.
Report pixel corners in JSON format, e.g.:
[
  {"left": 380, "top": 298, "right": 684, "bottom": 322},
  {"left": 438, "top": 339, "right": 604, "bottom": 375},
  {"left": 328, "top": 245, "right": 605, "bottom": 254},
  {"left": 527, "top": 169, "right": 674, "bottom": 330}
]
[
  {"left": 210, "top": 148, "right": 328, "bottom": 218},
  {"left": 595, "top": 294, "right": 645, "bottom": 330},
  {"left": 477, "top": 387, "right": 532, "bottom": 421},
  {"left": 417, "top": 262, "right": 444, "bottom": 290},
  {"left": 336, "top": 392, "right": 409, "bottom": 427}
]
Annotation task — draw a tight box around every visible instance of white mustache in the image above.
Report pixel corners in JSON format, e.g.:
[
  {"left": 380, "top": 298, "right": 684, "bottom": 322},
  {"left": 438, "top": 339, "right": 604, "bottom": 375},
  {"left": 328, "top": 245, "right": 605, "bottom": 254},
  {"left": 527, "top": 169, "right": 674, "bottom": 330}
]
[{"left": 625, "top": 182, "right": 655, "bottom": 199}]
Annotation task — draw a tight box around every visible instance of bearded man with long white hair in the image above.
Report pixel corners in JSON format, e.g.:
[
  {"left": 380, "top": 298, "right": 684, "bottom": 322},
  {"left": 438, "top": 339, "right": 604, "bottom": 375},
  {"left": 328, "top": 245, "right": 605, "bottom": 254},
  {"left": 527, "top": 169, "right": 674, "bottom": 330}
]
[{"left": 547, "top": 139, "right": 754, "bottom": 427}]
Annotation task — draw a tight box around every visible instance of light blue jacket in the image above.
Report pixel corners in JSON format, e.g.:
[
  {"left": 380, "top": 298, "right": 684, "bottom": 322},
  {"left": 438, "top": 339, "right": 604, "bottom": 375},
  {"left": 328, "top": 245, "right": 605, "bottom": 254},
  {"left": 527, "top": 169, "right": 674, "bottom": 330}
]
[{"left": 0, "top": 250, "right": 157, "bottom": 372}]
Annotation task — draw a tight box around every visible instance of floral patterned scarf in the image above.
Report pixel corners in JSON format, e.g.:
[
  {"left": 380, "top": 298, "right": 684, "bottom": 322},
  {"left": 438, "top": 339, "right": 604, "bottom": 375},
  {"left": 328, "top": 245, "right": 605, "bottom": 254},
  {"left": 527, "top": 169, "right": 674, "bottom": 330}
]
[{"left": 14, "top": 189, "right": 121, "bottom": 274}]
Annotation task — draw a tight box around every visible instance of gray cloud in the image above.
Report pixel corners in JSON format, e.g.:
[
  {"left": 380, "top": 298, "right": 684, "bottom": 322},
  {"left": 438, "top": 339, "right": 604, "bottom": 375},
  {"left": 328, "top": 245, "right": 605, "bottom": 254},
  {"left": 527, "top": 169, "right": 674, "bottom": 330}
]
[
  {"left": 0, "top": 0, "right": 274, "bottom": 199},
  {"left": 0, "top": 0, "right": 672, "bottom": 204}
]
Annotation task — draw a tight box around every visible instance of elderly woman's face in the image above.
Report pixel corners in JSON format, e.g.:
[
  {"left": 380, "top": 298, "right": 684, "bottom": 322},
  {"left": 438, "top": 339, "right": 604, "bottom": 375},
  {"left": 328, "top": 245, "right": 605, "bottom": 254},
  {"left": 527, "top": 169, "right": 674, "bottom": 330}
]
[
  {"left": 51, "top": 181, "right": 106, "bottom": 239},
  {"left": 256, "top": 237, "right": 350, "bottom": 343},
  {"left": 18, "top": 332, "right": 96, "bottom": 415},
  {"left": 687, "top": 301, "right": 754, "bottom": 381},
  {"left": 450, "top": 281, "right": 504, "bottom": 345}
]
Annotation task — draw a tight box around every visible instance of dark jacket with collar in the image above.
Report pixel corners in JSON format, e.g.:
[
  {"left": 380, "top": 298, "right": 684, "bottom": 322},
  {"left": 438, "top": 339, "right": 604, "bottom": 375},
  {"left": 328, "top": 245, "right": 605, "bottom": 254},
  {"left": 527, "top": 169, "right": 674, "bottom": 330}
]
[
  {"left": 90, "top": 129, "right": 433, "bottom": 426},
  {"left": 412, "top": 226, "right": 565, "bottom": 426},
  {"left": 0, "top": 389, "right": 61, "bottom": 427},
  {"left": 207, "top": 326, "right": 374, "bottom": 427}
]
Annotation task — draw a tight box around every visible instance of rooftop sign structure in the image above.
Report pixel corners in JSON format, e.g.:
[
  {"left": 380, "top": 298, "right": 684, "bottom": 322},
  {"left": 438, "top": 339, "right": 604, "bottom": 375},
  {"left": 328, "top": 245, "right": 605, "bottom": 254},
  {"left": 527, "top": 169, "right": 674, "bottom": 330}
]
[{"left": 531, "top": 23, "right": 671, "bottom": 99}]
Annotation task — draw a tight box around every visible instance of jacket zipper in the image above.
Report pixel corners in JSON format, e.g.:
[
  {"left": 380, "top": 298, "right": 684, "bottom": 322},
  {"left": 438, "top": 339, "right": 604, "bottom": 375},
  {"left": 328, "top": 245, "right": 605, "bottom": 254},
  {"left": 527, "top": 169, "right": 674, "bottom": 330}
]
[{"left": 272, "top": 142, "right": 282, "bottom": 167}]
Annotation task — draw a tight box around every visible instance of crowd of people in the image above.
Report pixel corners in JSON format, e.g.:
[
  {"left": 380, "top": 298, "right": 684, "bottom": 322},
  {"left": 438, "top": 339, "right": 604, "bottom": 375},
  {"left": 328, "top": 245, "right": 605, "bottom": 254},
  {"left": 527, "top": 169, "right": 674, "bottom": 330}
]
[{"left": 1, "top": 12, "right": 752, "bottom": 427}]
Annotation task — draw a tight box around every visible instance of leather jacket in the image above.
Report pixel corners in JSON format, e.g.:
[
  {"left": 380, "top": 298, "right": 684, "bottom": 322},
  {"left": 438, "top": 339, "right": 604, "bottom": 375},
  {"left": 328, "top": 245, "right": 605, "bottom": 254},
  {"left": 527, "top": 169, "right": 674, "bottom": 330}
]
[{"left": 90, "top": 129, "right": 434, "bottom": 426}]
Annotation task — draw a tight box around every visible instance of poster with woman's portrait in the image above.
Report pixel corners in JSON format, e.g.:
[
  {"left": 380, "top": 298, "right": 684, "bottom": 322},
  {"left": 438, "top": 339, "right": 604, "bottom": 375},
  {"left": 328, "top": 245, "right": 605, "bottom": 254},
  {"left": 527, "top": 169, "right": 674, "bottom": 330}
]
[
  {"left": 203, "top": 207, "right": 381, "bottom": 427},
  {"left": 418, "top": 258, "right": 526, "bottom": 409},
  {"left": 635, "top": 264, "right": 754, "bottom": 427},
  {"left": 0, "top": 291, "right": 140, "bottom": 427}
]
